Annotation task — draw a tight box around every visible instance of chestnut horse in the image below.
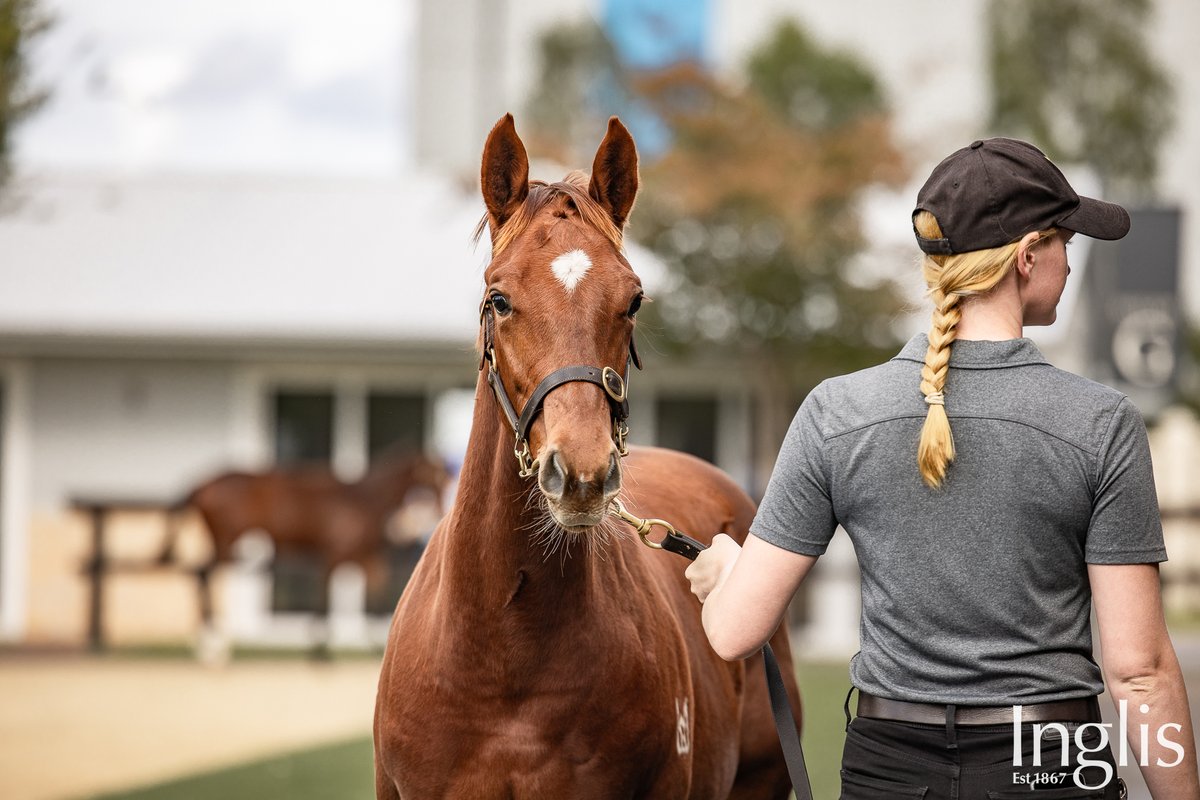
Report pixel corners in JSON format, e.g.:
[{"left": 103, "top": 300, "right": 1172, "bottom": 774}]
[
  {"left": 373, "top": 115, "right": 800, "bottom": 799},
  {"left": 160, "top": 451, "right": 448, "bottom": 626}
]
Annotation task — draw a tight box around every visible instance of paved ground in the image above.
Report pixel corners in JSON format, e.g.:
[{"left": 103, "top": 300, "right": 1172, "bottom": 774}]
[{"left": 0, "top": 654, "right": 382, "bottom": 800}]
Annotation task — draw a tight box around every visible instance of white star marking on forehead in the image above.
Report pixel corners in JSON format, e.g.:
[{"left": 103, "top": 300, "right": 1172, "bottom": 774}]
[{"left": 550, "top": 249, "right": 592, "bottom": 293}]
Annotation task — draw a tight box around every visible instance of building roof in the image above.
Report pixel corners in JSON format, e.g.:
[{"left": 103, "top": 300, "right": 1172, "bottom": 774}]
[{"left": 0, "top": 171, "right": 664, "bottom": 350}]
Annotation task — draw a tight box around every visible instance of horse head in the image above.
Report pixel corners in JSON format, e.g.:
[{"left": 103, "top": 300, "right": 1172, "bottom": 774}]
[{"left": 477, "top": 114, "right": 643, "bottom": 533}]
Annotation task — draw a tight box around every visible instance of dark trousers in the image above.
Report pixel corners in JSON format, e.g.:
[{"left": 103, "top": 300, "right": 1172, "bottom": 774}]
[{"left": 841, "top": 711, "right": 1125, "bottom": 799}]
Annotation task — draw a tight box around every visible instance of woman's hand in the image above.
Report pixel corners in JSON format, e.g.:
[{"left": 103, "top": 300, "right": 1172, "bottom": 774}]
[
  {"left": 689, "top": 534, "right": 818, "bottom": 661},
  {"left": 685, "top": 534, "right": 741, "bottom": 603}
]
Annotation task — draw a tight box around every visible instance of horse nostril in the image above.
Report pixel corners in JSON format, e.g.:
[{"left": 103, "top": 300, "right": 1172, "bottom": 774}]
[
  {"left": 603, "top": 452, "right": 621, "bottom": 497},
  {"left": 540, "top": 450, "right": 566, "bottom": 497}
]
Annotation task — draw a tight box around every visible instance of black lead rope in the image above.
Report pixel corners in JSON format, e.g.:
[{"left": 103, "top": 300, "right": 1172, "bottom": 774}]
[
  {"left": 763, "top": 644, "right": 815, "bottom": 800},
  {"left": 666, "top": 535, "right": 814, "bottom": 800}
]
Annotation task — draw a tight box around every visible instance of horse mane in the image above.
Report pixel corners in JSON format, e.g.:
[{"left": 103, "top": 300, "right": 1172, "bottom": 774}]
[{"left": 472, "top": 170, "right": 624, "bottom": 257}]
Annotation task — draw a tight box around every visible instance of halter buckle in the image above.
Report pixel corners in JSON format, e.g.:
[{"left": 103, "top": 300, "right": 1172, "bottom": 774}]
[{"left": 601, "top": 366, "right": 627, "bottom": 403}]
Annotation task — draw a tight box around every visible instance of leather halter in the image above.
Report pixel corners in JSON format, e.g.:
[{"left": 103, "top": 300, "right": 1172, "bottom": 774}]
[{"left": 479, "top": 295, "right": 641, "bottom": 478}]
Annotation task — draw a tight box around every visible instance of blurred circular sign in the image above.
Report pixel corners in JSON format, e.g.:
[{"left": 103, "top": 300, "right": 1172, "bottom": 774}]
[{"left": 1112, "top": 308, "right": 1176, "bottom": 389}]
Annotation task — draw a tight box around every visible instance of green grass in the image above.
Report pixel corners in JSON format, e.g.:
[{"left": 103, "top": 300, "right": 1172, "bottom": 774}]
[
  {"left": 1166, "top": 607, "right": 1200, "bottom": 632},
  {"left": 88, "top": 735, "right": 376, "bottom": 800},
  {"left": 101, "top": 643, "right": 384, "bottom": 662},
  {"left": 84, "top": 660, "right": 848, "bottom": 800},
  {"left": 795, "top": 660, "right": 850, "bottom": 800}
]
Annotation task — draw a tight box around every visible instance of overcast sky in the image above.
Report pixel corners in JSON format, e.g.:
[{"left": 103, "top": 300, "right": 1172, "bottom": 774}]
[{"left": 15, "top": 0, "right": 413, "bottom": 176}]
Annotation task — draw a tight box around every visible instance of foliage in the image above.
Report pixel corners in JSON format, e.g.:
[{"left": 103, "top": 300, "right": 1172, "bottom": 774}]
[
  {"left": 527, "top": 18, "right": 909, "bottom": 402},
  {"left": 0, "top": 0, "right": 51, "bottom": 192},
  {"left": 987, "top": 0, "right": 1173, "bottom": 197},
  {"left": 525, "top": 21, "right": 624, "bottom": 164},
  {"left": 746, "top": 20, "right": 885, "bottom": 132}
]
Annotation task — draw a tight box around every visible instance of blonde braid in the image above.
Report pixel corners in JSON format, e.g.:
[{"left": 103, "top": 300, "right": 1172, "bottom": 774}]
[
  {"left": 918, "top": 286, "right": 961, "bottom": 487},
  {"left": 911, "top": 211, "right": 1058, "bottom": 487}
]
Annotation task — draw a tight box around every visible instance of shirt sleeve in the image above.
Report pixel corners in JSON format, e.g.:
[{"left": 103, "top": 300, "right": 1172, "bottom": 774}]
[
  {"left": 1086, "top": 397, "right": 1167, "bottom": 564},
  {"left": 750, "top": 382, "right": 838, "bottom": 556}
]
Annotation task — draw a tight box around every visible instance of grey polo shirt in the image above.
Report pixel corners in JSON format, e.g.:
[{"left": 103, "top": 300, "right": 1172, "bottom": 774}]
[{"left": 751, "top": 334, "right": 1167, "bottom": 705}]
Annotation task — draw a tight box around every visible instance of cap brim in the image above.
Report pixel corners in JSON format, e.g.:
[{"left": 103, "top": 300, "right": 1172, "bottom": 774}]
[{"left": 1058, "top": 196, "right": 1130, "bottom": 241}]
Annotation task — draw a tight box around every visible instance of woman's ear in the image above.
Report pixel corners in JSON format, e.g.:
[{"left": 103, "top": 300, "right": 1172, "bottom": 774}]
[{"left": 1015, "top": 231, "right": 1041, "bottom": 279}]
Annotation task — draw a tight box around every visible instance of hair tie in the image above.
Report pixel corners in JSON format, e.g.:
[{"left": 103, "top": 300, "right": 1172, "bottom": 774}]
[{"left": 924, "top": 391, "right": 945, "bottom": 407}]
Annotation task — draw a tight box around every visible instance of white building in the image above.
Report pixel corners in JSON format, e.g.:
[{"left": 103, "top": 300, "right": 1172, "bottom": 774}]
[
  {"left": 0, "top": 169, "right": 761, "bottom": 647},
  {"left": 2, "top": 0, "right": 1198, "bottom": 653}
]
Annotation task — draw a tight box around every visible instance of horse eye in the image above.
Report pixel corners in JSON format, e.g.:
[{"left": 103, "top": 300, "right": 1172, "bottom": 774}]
[
  {"left": 491, "top": 294, "right": 512, "bottom": 316},
  {"left": 627, "top": 294, "right": 643, "bottom": 318}
]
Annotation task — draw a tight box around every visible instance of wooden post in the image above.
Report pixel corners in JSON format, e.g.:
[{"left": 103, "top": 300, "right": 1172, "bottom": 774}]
[
  {"left": 84, "top": 504, "right": 107, "bottom": 652},
  {"left": 71, "top": 496, "right": 182, "bottom": 652}
]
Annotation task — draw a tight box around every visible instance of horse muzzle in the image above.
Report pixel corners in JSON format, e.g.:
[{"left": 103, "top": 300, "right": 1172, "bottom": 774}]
[{"left": 538, "top": 449, "right": 621, "bottom": 529}]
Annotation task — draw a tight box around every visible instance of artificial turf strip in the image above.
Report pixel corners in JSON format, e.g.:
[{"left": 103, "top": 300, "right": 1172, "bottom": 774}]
[
  {"left": 86, "top": 662, "right": 850, "bottom": 800},
  {"left": 88, "top": 734, "right": 376, "bottom": 800}
]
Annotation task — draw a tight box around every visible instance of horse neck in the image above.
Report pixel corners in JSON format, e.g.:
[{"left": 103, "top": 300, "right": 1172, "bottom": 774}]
[
  {"left": 355, "top": 460, "right": 414, "bottom": 508},
  {"left": 440, "top": 373, "right": 598, "bottom": 610}
]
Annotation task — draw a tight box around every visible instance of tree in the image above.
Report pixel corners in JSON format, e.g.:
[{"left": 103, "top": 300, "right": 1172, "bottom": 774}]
[
  {"left": 987, "top": 0, "right": 1173, "bottom": 198},
  {"left": 528, "top": 19, "right": 909, "bottom": 487},
  {"left": 524, "top": 21, "right": 624, "bottom": 164},
  {"left": 0, "top": 0, "right": 52, "bottom": 194},
  {"left": 746, "top": 19, "right": 885, "bottom": 132}
]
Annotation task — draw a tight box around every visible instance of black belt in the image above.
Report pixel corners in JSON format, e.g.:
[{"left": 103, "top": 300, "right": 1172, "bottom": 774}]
[{"left": 857, "top": 692, "right": 1101, "bottom": 726}]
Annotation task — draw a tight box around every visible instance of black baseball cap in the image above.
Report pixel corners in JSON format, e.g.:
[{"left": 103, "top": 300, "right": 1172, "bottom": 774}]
[{"left": 913, "top": 138, "right": 1130, "bottom": 255}]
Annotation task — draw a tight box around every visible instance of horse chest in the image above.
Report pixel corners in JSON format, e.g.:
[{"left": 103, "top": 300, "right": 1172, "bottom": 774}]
[
  {"left": 381, "top": 619, "right": 697, "bottom": 798},
  {"left": 386, "top": 690, "right": 694, "bottom": 800}
]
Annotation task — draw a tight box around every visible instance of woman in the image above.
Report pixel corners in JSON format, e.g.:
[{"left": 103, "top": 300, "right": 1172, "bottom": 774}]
[{"left": 686, "top": 138, "right": 1199, "bottom": 799}]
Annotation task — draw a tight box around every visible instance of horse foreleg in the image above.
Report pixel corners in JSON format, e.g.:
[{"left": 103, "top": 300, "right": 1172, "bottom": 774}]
[
  {"left": 195, "top": 565, "right": 214, "bottom": 627},
  {"left": 362, "top": 553, "right": 390, "bottom": 613},
  {"left": 193, "top": 565, "right": 232, "bottom": 665},
  {"left": 156, "top": 503, "right": 188, "bottom": 563},
  {"left": 308, "top": 563, "right": 335, "bottom": 660},
  {"left": 374, "top": 761, "right": 401, "bottom": 800}
]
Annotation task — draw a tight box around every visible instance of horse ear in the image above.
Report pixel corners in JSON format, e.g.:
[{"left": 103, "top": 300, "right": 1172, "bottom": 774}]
[
  {"left": 480, "top": 113, "right": 530, "bottom": 231},
  {"left": 589, "top": 116, "right": 639, "bottom": 230}
]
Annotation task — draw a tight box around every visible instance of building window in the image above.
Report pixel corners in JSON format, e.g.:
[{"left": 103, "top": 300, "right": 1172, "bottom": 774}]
[
  {"left": 364, "top": 392, "right": 428, "bottom": 615},
  {"left": 267, "top": 386, "right": 430, "bottom": 615},
  {"left": 365, "top": 545, "right": 425, "bottom": 616},
  {"left": 655, "top": 395, "right": 718, "bottom": 464},
  {"left": 271, "top": 390, "right": 333, "bottom": 613},
  {"left": 368, "top": 392, "right": 426, "bottom": 461},
  {"left": 271, "top": 554, "right": 323, "bottom": 614},
  {"left": 274, "top": 391, "right": 333, "bottom": 465}
]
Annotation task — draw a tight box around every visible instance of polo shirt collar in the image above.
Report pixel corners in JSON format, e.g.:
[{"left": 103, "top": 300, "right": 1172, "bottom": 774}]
[{"left": 893, "top": 333, "right": 1050, "bottom": 369}]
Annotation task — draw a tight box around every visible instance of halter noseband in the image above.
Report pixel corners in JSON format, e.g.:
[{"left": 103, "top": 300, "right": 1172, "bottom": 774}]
[{"left": 480, "top": 296, "right": 641, "bottom": 478}]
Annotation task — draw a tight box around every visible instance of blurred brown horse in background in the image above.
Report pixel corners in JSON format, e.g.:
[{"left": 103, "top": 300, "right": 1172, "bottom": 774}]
[
  {"left": 373, "top": 115, "right": 799, "bottom": 799},
  {"left": 159, "top": 451, "right": 449, "bottom": 630}
]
